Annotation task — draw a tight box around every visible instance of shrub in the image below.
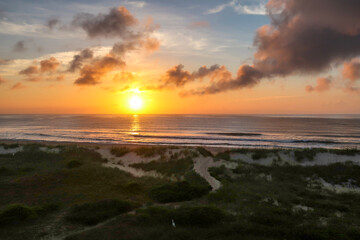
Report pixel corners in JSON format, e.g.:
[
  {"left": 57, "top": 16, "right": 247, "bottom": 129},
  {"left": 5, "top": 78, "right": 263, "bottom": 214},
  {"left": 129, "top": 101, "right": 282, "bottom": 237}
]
[
  {"left": 66, "top": 160, "right": 83, "bottom": 169},
  {"left": 124, "top": 182, "right": 142, "bottom": 192},
  {"left": 196, "top": 147, "right": 213, "bottom": 157},
  {"left": 149, "top": 181, "right": 210, "bottom": 203},
  {"left": 0, "top": 204, "right": 35, "bottom": 225},
  {"left": 214, "top": 151, "right": 231, "bottom": 161},
  {"left": 294, "top": 149, "right": 317, "bottom": 162},
  {"left": 66, "top": 199, "right": 138, "bottom": 225},
  {"left": 252, "top": 150, "right": 270, "bottom": 160},
  {"left": 171, "top": 206, "right": 228, "bottom": 227},
  {"left": 0, "top": 143, "right": 20, "bottom": 149},
  {"left": 110, "top": 147, "right": 130, "bottom": 157}
]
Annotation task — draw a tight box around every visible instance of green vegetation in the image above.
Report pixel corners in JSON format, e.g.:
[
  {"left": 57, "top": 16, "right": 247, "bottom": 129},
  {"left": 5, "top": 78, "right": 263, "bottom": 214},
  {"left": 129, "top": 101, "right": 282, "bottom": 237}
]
[
  {"left": 66, "top": 160, "right": 83, "bottom": 169},
  {"left": 110, "top": 147, "right": 130, "bottom": 157},
  {"left": 0, "top": 203, "right": 58, "bottom": 225},
  {"left": 294, "top": 148, "right": 318, "bottom": 162},
  {"left": 0, "top": 143, "right": 20, "bottom": 149},
  {"left": 1, "top": 143, "right": 360, "bottom": 240},
  {"left": 149, "top": 181, "right": 210, "bottom": 203},
  {"left": 130, "top": 157, "right": 193, "bottom": 176},
  {"left": 66, "top": 199, "right": 138, "bottom": 225},
  {"left": 196, "top": 147, "right": 213, "bottom": 157},
  {"left": 214, "top": 151, "right": 231, "bottom": 161}
]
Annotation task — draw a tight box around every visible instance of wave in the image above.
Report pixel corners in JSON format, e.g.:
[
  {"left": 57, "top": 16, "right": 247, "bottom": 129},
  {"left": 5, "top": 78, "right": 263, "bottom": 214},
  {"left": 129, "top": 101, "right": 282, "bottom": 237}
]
[{"left": 205, "top": 132, "right": 262, "bottom": 136}]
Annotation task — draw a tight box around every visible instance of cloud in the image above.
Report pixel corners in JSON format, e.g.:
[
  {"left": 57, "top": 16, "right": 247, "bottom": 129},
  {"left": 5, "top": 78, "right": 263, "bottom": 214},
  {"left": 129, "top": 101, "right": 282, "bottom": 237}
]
[
  {"left": 181, "top": 65, "right": 263, "bottom": 96},
  {"left": 71, "top": 6, "right": 139, "bottom": 39},
  {"left": 10, "top": 82, "right": 26, "bottom": 90},
  {"left": 40, "top": 57, "right": 60, "bottom": 72},
  {"left": 189, "top": 21, "right": 210, "bottom": 29},
  {"left": 160, "top": 64, "right": 228, "bottom": 88},
  {"left": 46, "top": 18, "right": 60, "bottom": 30},
  {"left": 306, "top": 77, "right": 332, "bottom": 93},
  {"left": 19, "top": 65, "right": 39, "bottom": 76},
  {"left": 0, "top": 58, "right": 13, "bottom": 65},
  {"left": 142, "top": 37, "right": 160, "bottom": 52},
  {"left": 206, "top": 0, "right": 266, "bottom": 15},
  {"left": 184, "top": 0, "right": 360, "bottom": 96},
  {"left": 68, "top": 48, "right": 94, "bottom": 72},
  {"left": 124, "top": 0, "right": 146, "bottom": 8},
  {"left": 71, "top": 6, "right": 160, "bottom": 86},
  {"left": 13, "top": 40, "right": 27, "bottom": 52},
  {"left": 19, "top": 57, "right": 60, "bottom": 76},
  {"left": 74, "top": 56, "right": 125, "bottom": 85},
  {"left": 343, "top": 59, "right": 360, "bottom": 82}
]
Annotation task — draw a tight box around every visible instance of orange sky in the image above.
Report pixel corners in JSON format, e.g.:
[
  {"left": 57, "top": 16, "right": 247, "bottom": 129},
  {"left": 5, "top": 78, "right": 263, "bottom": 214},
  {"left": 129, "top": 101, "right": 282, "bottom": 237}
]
[{"left": 0, "top": 1, "right": 359, "bottom": 114}]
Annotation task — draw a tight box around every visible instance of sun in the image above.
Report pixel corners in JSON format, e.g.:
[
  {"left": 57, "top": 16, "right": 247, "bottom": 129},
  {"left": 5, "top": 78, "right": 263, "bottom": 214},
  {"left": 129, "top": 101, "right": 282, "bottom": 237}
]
[{"left": 128, "top": 96, "right": 143, "bottom": 111}]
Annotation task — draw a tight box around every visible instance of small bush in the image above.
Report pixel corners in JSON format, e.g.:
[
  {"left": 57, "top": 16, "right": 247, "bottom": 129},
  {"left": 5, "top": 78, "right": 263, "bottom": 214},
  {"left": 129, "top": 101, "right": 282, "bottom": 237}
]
[
  {"left": 0, "top": 143, "right": 20, "bottom": 149},
  {"left": 196, "top": 147, "right": 213, "bottom": 157},
  {"left": 110, "top": 147, "right": 130, "bottom": 157},
  {"left": 66, "top": 160, "right": 83, "bottom": 169},
  {"left": 208, "top": 185, "right": 238, "bottom": 203},
  {"left": 171, "top": 206, "right": 229, "bottom": 227},
  {"left": 294, "top": 149, "right": 317, "bottom": 162},
  {"left": 66, "top": 199, "right": 137, "bottom": 225},
  {"left": 252, "top": 150, "right": 270, "bottom": 160},
  {"left": 0, "top": 204, "right": 35, "bottom": 225},
  {"left": 214, "top": 151, "right": 231, "bottom": 161},
  {"left": 149, "top": 181, "right": 210, "bottom": 203},
  {"left": 124, "top": 182, "right": 142, "bottom": 192}
]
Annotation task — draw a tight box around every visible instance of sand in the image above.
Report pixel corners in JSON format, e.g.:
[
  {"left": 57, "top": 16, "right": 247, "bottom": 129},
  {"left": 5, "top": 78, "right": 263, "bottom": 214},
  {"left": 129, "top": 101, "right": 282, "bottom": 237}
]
[{"left": 1, "top": 140, "right": 359, "bottom": 192}]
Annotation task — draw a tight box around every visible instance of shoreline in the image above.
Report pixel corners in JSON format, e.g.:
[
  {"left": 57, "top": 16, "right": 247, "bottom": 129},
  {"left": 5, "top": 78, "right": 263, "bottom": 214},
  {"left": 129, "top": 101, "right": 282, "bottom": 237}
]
[{"left": 1, "top": 138, "right": 358, "bottom": 152}]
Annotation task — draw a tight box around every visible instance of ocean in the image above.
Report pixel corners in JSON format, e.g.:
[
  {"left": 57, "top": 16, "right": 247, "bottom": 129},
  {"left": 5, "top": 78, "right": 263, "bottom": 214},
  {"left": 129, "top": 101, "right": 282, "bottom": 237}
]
[{"left": 0, "top": 114, "right": 359, "bottom": 149}]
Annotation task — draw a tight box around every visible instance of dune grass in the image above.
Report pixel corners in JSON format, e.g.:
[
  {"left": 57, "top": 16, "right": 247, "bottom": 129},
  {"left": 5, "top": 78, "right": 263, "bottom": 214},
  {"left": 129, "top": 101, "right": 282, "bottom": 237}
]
[
  {"left": 66, "top": 199, "right": 138, "bottom": 225},
  {"left": 1, "top": 143, "right": 360, "bottom": 240}
]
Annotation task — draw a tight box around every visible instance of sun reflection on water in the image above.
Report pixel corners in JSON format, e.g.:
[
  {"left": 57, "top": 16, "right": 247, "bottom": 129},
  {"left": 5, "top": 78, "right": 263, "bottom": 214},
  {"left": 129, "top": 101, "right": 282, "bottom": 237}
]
[{"left": 130, "top": 114, "right": 140, "bottom": 135}]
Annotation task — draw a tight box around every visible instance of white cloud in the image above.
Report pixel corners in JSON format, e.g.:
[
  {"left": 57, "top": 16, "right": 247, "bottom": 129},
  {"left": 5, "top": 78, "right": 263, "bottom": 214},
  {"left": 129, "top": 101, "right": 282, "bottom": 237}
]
[
  {"left": 206, "top": 0, "right": 266, "bottom": 15},
  {"left": 124, "top": 0, "right": 147, "bottom": 8},
  {"left": 234, "top": 3, "right": 266, "bottom": 15}
]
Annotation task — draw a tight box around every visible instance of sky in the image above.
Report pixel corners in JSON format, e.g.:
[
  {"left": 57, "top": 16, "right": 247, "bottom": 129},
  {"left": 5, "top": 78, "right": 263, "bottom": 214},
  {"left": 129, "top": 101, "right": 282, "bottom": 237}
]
[{"left": 0, "top": 0, "right": 359, "bottom": 114}]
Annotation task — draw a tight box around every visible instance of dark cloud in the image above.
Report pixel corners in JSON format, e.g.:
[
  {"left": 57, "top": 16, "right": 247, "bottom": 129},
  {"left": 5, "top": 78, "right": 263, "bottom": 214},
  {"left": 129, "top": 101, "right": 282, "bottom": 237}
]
[
  {"left": 181, "top": 65, "right": 263, "bottom": 96},
  {"left": 46, "top": 18, "right": 59, "bottom": 30},
  {"left": 19, "top": 57, "right": 60, "bottom": 83},
  {"left": 74, "top": 56, "right": 125, "bottom": 85},
  {"left": 10, "top": 82, "right": 26, "bottom": 90},
  {"left": 19, "top": 65, "right": 38, "bottom": 76},
  {"left": 71, "top": 6, "right": 160, "bottom": 86},
  {"left": 13, "top": 40, "right": 27, "bottom": 52},
  {"left": 40, "top": 57, "right": 60, "bottom": 73},
  {"left": 306, "top": 77, "right": 332, "bottom": 93},
  {"left": 159, "top": 64, "right": 225, "bottom": 88},
  {"left": 68, "top": 48, "right": 93, "bottom": 72},
  {"left": 182, "top": 0, "right": 360, "bottom": 96},
  {"left": 72, "top": 6, "right": 138, "bottom": 39}
]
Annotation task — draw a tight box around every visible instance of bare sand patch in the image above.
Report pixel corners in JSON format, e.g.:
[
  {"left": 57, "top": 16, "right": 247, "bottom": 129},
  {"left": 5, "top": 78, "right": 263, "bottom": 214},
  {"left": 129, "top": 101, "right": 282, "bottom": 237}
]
[{"left": 0, "top": 146, "right": 23, "bottom": 155}]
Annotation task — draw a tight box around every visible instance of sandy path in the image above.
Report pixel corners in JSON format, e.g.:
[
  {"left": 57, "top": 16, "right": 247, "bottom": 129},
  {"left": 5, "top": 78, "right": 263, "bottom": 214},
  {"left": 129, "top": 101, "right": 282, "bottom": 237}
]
[{"left": 193, "top": 156, "right": 237, "bottom": 191}]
